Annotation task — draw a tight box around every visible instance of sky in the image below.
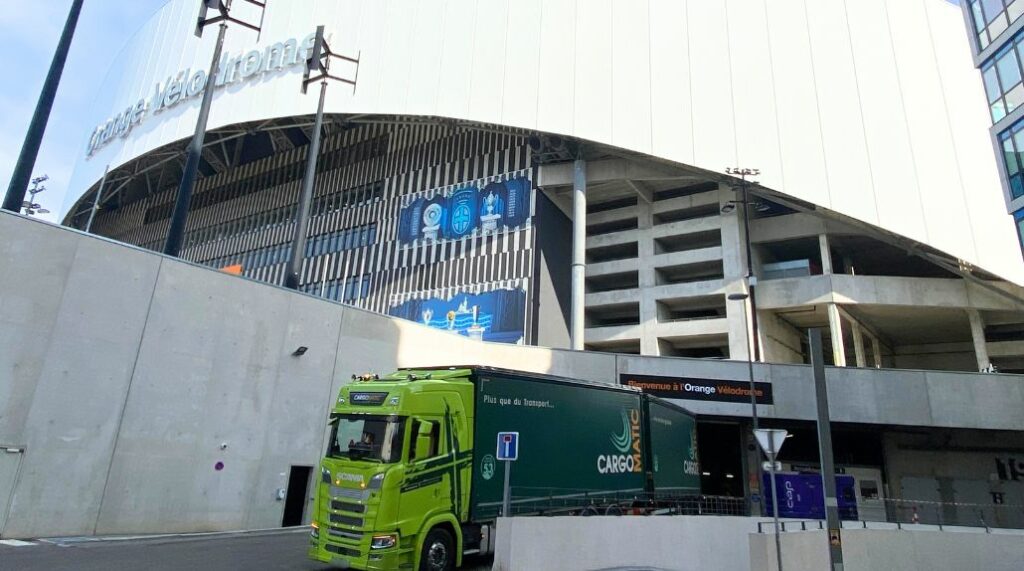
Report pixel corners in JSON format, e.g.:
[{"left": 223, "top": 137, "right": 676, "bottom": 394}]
[{"left": 0, "top": 0, "right": 168, "bottom": 223}]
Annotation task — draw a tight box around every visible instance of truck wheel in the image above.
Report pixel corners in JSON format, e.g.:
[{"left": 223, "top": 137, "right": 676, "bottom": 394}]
[
  {"left": 419, "top": 527, "right": 455, "bottom": 571},
  {"left": 579, "top": 505, "right": 599, "bottom": 516}
]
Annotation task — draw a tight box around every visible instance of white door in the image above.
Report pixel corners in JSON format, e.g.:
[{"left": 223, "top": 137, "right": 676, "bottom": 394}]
[
  {"left": 845, "top": 467, "right": 886, "bottom": 522},
  {"left": 0, "top": 448, "right": 23, "bottom": 537}
]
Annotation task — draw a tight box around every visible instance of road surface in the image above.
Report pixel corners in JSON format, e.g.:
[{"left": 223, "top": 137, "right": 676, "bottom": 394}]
[{"left": 0, "top": 528, "right": 493, "bottom": 571}]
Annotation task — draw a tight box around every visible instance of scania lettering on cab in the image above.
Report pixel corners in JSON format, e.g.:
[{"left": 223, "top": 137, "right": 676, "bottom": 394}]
[{"left": 308, "top": 366, "right": 700, "bottom": 570}]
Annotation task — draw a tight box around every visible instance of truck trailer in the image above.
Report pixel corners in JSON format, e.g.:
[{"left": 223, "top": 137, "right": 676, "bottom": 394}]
[{"left": 308, "top": 366, "right": 700, "bottom": 570}]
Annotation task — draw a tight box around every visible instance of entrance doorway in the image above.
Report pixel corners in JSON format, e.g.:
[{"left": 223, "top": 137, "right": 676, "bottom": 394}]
[
  {"left": 281, "top": 465, "right": 312, "bottom": 527},
  {"left": 0, "top": 448, "right": 23, "bottom": 537},
  {"left": 697, "top": 422, "right": 744, "bottom": 496}
]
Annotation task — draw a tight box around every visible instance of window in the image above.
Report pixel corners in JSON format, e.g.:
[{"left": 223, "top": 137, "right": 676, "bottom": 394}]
[
  {"left": 1016, "top": 209, "right": 1024, "bottom": 258},
  {"left": 971, "top": 0, "right": 1019, "bottom": 50},
  {"left": 328, "top": 414, "right": 406, "bottom": 463},
  {"left": 980, "top": 28, "right": 1024, "bottom": 123},
  {"left": 999, "top": 120, "right": 1024, "bottom": 199}
]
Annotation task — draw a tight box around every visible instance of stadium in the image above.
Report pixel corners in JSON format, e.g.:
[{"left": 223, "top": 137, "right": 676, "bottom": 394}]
[
  {"left": 0, "top": 0, "right": 1020, "bottom": 539},
  {"left": 63, "top": 0, "right": 1024, "bottom": 372}
]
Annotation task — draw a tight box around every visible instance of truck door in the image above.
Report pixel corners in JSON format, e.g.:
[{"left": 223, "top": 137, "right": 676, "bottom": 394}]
[{"left": 398, "top": 416, "right": 451, "bottom": 528}]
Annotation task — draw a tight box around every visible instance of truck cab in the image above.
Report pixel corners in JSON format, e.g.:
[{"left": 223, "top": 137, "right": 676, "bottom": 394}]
[{"left": 309, "top": 370, "right": 475, "bottom": 571}]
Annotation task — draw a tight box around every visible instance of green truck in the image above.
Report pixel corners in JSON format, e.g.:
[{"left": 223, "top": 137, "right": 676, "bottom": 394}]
[{"left": 308, "top": 366, "right": 700, "bottom": 570}]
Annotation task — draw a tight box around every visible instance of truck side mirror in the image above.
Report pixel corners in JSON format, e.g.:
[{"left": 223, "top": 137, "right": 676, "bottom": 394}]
[{"left": 415, "top": 422, "right": 435, "bottom": 460}]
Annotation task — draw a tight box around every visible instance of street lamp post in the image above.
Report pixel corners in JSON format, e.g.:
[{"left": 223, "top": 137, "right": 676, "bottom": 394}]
[
  {"left": 283, "top": 26, "right": 360, "bottom": 291},
  {"left": 20, "top": 176, "right": 52, "bottom": 217},
  {"left": 163, "top": 0, "right": 268, "bottom": 258},
  {"left": 3, "top": 0, "right": 84, "bottom": 214},
  {"left": 728, "top": 291, "right": 758, "bottom": 431},
  {"left": 724, "top": 168, "right": 762, "bottom": 362}
]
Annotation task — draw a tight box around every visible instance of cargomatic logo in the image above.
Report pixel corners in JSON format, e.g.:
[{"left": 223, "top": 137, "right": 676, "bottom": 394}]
[
  {"left": 684, "top": 425, "right": 700, "bottom": 476},
  {"left": 599, "top": 409, "right": 643, "bottom": 474},
  {"left": 610, "top": 411, "right": 632, "bottom": 453},
  {"left": 480, "top": 454, "right": 496, "bottom": 481}
]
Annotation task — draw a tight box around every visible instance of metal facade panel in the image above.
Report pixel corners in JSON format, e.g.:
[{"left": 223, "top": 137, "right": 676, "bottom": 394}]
[{"left": 64, "top": 0, "right": 1024, "bottom": 285}]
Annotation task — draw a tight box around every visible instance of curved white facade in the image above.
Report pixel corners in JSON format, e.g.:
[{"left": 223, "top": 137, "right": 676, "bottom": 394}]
[{"left": 67, "top": 0, "right": 1024, "bottom": 285}]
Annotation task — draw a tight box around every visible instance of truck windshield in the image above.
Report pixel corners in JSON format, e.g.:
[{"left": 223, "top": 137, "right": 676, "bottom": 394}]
[{"left": 328, "top": 414, "right": 405, "bottom": 463}]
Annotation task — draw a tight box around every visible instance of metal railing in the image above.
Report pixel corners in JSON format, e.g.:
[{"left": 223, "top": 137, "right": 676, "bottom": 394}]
[
  {"left": 880, "top": 497, "right": 1024, "bottom": 530},
  {"left": 755, "top": 498, "right": 1024, "bottom": 533},
  {"left": 482, "top": 487, "right": 748, "bottom": 519}
]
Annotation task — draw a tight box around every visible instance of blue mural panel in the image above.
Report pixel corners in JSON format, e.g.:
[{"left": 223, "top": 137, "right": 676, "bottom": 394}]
[
  {"left": 447, "top": 187, "right": 479, "bottom": 239},
  {"left": 388, "top": 289, "right": 527, "bottom": 344},
  {"left": 397, "top": 175, "right": 532, "bottom": 244}
]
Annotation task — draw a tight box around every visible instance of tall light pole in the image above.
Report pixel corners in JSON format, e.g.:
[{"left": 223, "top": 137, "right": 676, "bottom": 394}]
[
  {"left": 21, "top": 176, "right": 51, "bottom": 217},
  {"left": 283, "top": 26, "right": 359, "bottom": 290},
  {"left": 163, "top": 0, "right": 267, "bottom": 258},
  {"left": 3, "top": 0, "right": 84, "bottom": 214},
  {"left": 724, "top": 168, "right": 762, "bottom": 361},
  {"left": 727, "top": 291, "right": 759, "bottom": 431}
]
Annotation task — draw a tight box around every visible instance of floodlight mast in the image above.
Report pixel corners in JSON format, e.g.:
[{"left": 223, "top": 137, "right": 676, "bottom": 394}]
[
  {"left": 2, "top": 0, "right": 83, "bottom": 214},
  {"left": 163, "top": 0, "right": 268, "bottom": 258},
  {"left": 284, "top": 26, "right": 361, "bottom": 291}
]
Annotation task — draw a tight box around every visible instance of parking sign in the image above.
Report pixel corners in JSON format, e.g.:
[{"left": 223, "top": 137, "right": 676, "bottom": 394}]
[{"left": 496, "top": 432, "right": 518, "bottom": 461}]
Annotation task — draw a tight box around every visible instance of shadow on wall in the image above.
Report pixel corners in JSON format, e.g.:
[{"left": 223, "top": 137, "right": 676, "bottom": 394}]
[
  {"left": 0, "top": 212, "right": 412, "bottom": 538},
  {"left": 0, "top": 211, "right": 611, "bottom": 540}
]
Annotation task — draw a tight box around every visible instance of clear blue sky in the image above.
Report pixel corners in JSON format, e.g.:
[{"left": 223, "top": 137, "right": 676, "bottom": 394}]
[{"left": 0, "top": 0, "right": 167, "bottom": 222}]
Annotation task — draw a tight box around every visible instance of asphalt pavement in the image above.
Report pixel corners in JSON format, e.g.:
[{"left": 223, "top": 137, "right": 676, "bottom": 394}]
[{"left": 0, "top": 528, "right": 493, "bottom": 571}]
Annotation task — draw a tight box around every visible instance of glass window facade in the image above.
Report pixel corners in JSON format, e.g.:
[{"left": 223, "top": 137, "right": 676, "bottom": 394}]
[
  {"left": 971, "top": 0, "right": 1024, "bottom": 50},
  {"left": 982, "top": 39, "right": 1024, "bottom": 121},
  {"left": 999, "top": 118, "right": 1024, "bottom": 199},
  {"left": 1015, "top": 209, "right": 1024, "bottom": 257}
]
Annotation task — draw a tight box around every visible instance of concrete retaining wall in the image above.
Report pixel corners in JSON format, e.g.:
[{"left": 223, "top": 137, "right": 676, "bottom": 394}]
[
  {"left": 749, "top": 528, "right": 1024, "bottom": 571},
  {"left": 3, "top": 212, "right": 1024, "bottom": 538},
  {"left": 494, "top": 515, "right": 762, "bottom": 571}
]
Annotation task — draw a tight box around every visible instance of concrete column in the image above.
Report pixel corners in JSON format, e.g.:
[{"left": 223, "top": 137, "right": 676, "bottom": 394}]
[
  {"left": 818, "top": 234, "right": 833, "bottom": 274},
  {"left": 967, "top": 309, "right": 990, "bottom": 372},
  {"left": 851, "top": 321, "right": 866, "bottom": 368},
  {"left": 570, "top": 158, "right": 586, "bottom": 351},
  {"left": 720, "top": 186, "right": 751, "bottom": 360},
  {"left": 635, "top": 197, "right": 658, "bottom": 355},
  {"left": 871, "top": 336, "right": 882, "bottom": 368},
  {"left": 827, "top": 304, "right": 846, "bottom": 367}
]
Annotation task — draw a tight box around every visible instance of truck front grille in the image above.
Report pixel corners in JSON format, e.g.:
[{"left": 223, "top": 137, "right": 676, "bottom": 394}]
[
  {"left": 327, "top": 527, "right": 362, "bottom": 541},
  {"left": 330, "top": 486, "right": 364, "bottom": 500},
  {"left": 331, "top": 500, "right": 366, "bottom": 513},
  {"left": 325, "top": 543, "right": 360, "bottom": 558},
  {"left": 329, "top": 513, "right": 364, "bottom": 527}
]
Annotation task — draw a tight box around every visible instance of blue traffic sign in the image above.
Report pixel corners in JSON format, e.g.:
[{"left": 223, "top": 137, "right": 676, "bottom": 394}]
[{"left": 496, "top": 432, "right": 519, "bottom": 461}]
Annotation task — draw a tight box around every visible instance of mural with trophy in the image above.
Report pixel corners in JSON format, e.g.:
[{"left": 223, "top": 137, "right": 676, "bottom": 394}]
[
  {"left": 397, "top": 175, "right": 532, "bottom": 244},
  {"left": 387, "top": 288, "right": 528, "bottom": 344}
]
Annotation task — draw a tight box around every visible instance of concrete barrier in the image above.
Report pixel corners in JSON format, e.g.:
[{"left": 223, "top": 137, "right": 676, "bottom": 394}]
[
  {"left": 494, "top": 515, "right": 763, "bottom": 571},
  {"left": 749, "top": 528, "right": 1024, "bottom": 571}
]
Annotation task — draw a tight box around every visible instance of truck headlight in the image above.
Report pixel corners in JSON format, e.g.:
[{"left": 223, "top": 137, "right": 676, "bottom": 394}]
[
  {"left": 370, "top": 534, "right": 397, "bottom": 550},
  {"left": 321, "top": 467, "right": 331, "bottom": 484},
  {"left": 311, "top": 521, "right": 320, "bottom": 539},
  {"left": 368, "top": 473, "right": 385, "bottom": 490}
]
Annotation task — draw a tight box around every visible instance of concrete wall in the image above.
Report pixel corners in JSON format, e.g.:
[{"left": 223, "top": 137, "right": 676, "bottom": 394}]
[
  {"left": 494, "top": 515, "right": 762, "bottom": 571},
  {"left": 3, "top": 212, "right": 1024, "bottom": 538},
  {"left": 749, "top": 529, "right": 1024, "bottom": 571}
]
